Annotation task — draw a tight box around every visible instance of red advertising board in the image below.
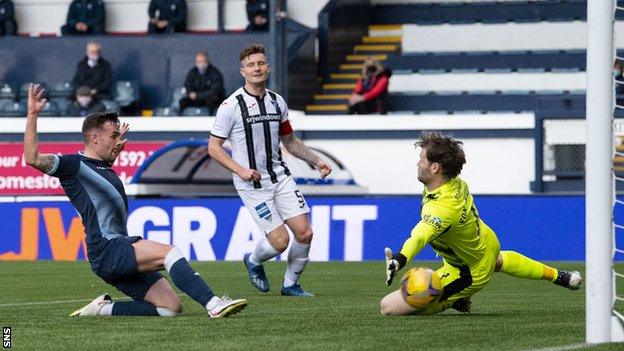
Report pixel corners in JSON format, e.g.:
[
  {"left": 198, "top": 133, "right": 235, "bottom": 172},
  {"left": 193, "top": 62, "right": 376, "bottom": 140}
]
[{"left": 0, "top": 142, "right": 168, "bottom": 195}]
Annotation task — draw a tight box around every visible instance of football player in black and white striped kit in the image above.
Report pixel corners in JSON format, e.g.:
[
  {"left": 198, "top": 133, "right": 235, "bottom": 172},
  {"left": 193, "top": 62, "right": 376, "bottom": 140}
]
[{"left": 208, "top": 43, "right": 332, "bottom": 297}]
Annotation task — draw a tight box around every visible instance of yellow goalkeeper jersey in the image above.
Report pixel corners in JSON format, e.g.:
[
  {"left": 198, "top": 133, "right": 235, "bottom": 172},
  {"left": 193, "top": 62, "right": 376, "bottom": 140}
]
[{"left": 400, "top": 177, "right": 490, "bottom": 268}]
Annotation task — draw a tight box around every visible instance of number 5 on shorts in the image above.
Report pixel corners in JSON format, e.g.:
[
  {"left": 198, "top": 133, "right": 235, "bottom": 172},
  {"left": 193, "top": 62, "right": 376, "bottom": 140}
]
[{"left": 295, "top": 190, "right": 305, "bottom": 209}]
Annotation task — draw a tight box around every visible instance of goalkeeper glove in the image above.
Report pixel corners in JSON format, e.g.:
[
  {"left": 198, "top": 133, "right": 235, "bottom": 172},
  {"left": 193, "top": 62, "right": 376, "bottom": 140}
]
[{"left": 384, "top": 247, "right": 407, "bottom": 286}]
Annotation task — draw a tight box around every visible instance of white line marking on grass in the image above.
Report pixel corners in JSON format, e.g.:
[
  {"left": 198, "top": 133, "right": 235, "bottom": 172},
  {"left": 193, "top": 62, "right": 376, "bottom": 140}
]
[
  {"left": 524, "top": 343, "right": 587, "bottom": 351},
  {"left": 0, "top": 294, "right": 186, "bottom": 307},
  {"left": 0, "top": 298, "right": 99, "bottom": 307}
]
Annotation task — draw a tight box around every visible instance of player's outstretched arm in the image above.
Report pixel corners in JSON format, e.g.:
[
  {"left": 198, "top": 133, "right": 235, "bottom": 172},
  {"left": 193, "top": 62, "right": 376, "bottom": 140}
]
[
  {"left": 281, "top": 133, "right": 332, "bottom": 179},
  {"left": 207, "top": 135, "right": 260, "bottom": 182},
  {"left": 24, "top": 84, "right": 56, "bottom": 174}
]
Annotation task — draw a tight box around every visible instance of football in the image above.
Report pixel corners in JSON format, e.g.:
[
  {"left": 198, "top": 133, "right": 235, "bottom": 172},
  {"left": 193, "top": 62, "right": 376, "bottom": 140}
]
[{"left": 400, "top": 267, "right": 444, "bottom": 309}]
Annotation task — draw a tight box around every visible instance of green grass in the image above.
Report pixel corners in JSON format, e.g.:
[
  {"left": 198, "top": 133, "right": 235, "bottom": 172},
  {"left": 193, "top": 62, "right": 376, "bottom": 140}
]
[{"left": 0, "top": 261, "right": 622, "bottom": 350}]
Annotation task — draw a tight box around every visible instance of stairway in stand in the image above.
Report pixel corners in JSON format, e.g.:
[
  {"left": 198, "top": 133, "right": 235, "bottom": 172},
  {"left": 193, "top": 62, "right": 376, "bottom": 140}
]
[{"left": 306, "top": 25, "right": 402, "bottom": 115}]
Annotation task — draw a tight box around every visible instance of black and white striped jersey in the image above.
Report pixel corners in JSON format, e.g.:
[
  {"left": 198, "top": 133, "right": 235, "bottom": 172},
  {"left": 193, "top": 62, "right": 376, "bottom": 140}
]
[{"left": 211, "top": 87, "right": 292, "bottom": 190}]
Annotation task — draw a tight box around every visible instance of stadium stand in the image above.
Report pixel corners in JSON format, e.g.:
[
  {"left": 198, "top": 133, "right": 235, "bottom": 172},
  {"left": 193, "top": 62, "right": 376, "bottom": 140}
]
[
  {"left": 308, "top": 0, "right": 619, "bottom": 115},
  {"left": 0, "top": 18, "right": 314, "bottom": 116}
]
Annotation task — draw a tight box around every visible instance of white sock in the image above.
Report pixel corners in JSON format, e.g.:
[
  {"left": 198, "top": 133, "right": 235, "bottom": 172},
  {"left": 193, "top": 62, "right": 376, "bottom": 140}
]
[
  {"left": 249, "top": 237, "right": 280, "bottom": 266},
  {"left": 283, "top": 240, "right": 310, "bottom": 287},
  {"left": 164, "top": 246, "right": 185, "bottom": 272},
  {"left": 99, "top": 302, "right": 113, "bottom": 316},
  {"left": 205, "top": 296, "right": 220, "bottom": 311}
]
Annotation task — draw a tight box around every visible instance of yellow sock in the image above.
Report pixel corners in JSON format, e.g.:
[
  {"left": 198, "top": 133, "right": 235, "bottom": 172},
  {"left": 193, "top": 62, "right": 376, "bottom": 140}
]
[{"left": 499, "top": 251, "right": 558, "bottom": 282}]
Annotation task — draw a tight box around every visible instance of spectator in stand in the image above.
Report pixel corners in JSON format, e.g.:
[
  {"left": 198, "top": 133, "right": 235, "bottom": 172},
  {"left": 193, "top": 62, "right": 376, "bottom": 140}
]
[
  {"left": 61, "top": 0, "right": 105, "bottom": 35},
  {"left": 71, "top": 41, "right": 112, "bottom": 100},
  {"left": 148, "top": 0, "right": 187, "bottom": 34},
  {"left": 615, "top": 60, "right": 624, "bottom": 95},
  {"left": 246, "top": 0, "right": 268, "bottom": 32},
  {"left": 66, "top": 86, "right": 106, "bottom": 117},
  {"left": 0, "top": 0, "right": 17, "bottom": 36},
  {"left": 347, "top": 57, "right": 391, "bottom": 115},
  {"left": 179, "top": 51, "right": 225, "bottom": 115}
]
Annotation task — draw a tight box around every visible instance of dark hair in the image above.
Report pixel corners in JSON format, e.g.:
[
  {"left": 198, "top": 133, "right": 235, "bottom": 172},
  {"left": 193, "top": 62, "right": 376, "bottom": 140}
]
[
  {"left": 416, "top": 131, "right": 466, "bottom": 179},
  {"left": 239, "top": 43, "right": 267, "bottom": 63},
  {"left": 81, "top": 112, "right": 119, "bottom": 142},
  {"left": 76, "top": 86, "right": 92, "bottom": 97}
]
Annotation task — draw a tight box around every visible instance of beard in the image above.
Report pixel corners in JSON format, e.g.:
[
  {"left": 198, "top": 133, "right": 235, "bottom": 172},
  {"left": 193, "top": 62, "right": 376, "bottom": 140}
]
[{"left": 417, "top": 169, "right": 430, "bottom": 184}]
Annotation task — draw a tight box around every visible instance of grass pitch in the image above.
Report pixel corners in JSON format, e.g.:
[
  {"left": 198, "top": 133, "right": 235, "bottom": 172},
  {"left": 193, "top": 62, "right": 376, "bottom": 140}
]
[{"left": 0, "top": 261, "right": 622, "bottom": 351}]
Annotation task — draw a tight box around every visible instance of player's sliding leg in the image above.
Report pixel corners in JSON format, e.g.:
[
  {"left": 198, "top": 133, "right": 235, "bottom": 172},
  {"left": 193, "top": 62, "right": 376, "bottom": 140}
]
[
  {"left": 134, "top": 239, "right": 247, "bottom": 317},
  {"left": 69, "top": 295, "right": 173, "bottom": 317},
  {"left": 281, "top": 214, "right": 314, "bottom": 297},
  {"left": 101, "top": 276, "right": 181, "bottom": 316},
  {"left": 496, "top": 251, "right": 583, "bottom": 290}
]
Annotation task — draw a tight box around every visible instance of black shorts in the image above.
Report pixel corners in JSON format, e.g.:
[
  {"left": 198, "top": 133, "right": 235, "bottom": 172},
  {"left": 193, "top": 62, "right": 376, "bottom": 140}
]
[{"left": 92, "top": 236, "right": 163, "bottom": 301}]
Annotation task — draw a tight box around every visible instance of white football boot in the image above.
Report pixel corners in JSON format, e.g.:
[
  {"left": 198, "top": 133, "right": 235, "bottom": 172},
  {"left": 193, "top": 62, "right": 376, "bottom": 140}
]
[
  {"left": 207, "top": 295, "right": 247, "bottom": 318},
  {"left": 69, "top": 294, "right": 112, "bottom": 316}
]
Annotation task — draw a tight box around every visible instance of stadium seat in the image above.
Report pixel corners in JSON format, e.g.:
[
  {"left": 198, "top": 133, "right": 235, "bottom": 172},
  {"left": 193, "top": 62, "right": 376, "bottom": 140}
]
[
  {"left": 19, "top": 82, "right": 47, "bottom": 100},
  {"left": 153, "top": 107, "right": 177, "bottom": 117},
  {"left": 48, "top": 81, "right": 74, "bottom": 100},
  {"left": 182, "top": 107, "right": 210, "bottom": 116},
  {"left": 0, "top": 101, "right": 26, "bottom": 117},
  {"left": 0, "top": 99, "right": 12, "bottom": 111},
  {"left": 37, "top": 101, "right": 61, "bottom": 117},
  {"left": 167, "top": 86, "right": 187, "bottom": 113},
  {"left": 0, "top": 83, "right": 15, "bottom": 101},
  {"left": 51, "top": 98, "right": 70, "bottom": 116},
  {"left": 100, "top": 99, "right": 121, "bottom": 113},
  {"left": 114, "top": 81, "right": 140, "bottom": 108}
]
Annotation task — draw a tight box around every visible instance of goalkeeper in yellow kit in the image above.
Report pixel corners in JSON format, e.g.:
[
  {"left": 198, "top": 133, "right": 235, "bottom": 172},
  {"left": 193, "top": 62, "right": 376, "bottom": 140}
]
[{"left": 380, "top": 131, "right": 583, "bottom": 316}]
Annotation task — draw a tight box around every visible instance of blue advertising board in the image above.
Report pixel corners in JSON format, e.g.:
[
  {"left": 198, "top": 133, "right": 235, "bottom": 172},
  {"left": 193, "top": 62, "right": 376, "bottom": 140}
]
[{"left": 0, "top": 195, "right": 587, "bottom": 262}]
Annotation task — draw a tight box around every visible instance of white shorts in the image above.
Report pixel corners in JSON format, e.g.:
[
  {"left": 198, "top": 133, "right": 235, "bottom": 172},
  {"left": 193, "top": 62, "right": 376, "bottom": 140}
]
[{"left": 237, "top": 176, "right": 310, "bottom": 234}]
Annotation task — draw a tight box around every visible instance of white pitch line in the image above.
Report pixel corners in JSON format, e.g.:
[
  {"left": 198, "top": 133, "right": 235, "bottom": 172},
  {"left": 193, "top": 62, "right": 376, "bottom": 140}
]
[
  {"left": 0, "top": 293, "right": 186, "bottom": 307},
  {"left": 524, "top": 343, "right": 587, "bottom": 351},
  {"left": 0, "top": 298, "right": 101, "bottom": 307}
]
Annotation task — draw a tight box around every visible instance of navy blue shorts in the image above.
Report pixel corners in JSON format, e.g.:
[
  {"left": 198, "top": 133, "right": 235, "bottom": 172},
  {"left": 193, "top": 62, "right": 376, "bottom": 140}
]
[{"left": 92, "top": 236, "right": 163, "bottom": 301}]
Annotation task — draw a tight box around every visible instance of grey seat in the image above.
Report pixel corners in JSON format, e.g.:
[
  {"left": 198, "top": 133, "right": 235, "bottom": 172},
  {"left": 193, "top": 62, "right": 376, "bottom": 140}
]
[
  {"left": 153, "top": 107, "right": 177, "bottom": 117},
  {"left": 19, "top": 82, "right": 47, "bottom": 100},
  {"left": 49, "top": 81, "right": 74, "bottom": 100},
  {"left": 101, "top": 99, "right": 121, "bottom": 113},
  {"left": 182, "top": 107, "right": 210, "bottom": 116},
  {"left": 0, "top": 101, "right": 26, "bottom": 117},
  {"left": 168, "top": 86, "right": 187, "bottom": 112},
  {"left": 0, "top": 83, "right": 15, "bottom": 100},
  {"left": 37, "top": 101, "right": 61, "bottom": 117},
  {"left": 114, "top": 81, "right": 140, "bottom": 108}
]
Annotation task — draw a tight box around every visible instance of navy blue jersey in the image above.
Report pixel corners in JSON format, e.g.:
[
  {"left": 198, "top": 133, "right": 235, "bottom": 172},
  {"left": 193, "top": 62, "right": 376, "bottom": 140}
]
[{"left": 47, "top": 153, "right": 128, "bottom": 269}]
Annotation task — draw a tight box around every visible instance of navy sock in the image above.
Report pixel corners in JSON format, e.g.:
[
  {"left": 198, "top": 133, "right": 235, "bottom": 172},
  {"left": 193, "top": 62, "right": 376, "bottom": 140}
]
[
  {"left": 169, "top": 258, "right": 214, "bottom": 307},
  {"left": 112, "top": 301, "right": 159, "bottom": 316}
]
